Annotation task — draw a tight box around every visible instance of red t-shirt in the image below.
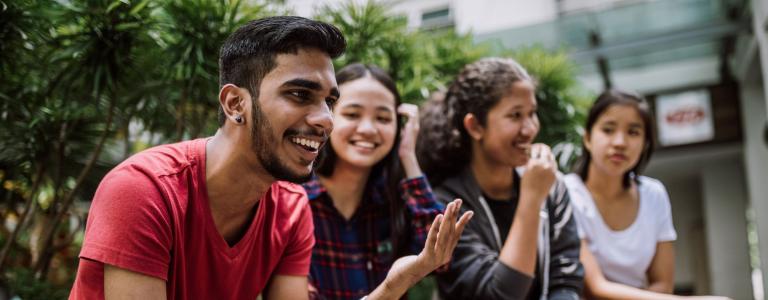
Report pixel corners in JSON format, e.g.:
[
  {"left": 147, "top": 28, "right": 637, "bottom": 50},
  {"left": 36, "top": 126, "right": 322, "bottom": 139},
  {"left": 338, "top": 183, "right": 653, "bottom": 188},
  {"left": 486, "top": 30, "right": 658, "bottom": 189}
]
[{"left": 70, "top": 138, "right": 314, "bottom": 299}]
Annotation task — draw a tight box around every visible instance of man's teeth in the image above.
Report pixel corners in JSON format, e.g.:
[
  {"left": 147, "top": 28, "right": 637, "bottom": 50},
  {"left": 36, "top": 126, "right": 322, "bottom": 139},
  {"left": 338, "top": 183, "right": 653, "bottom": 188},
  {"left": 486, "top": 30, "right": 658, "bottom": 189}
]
[
  {"left": 353, "top": 141, "right": 375, "bottom": 149},
  {"left": 292, "top": 137, "right": 320, "bottom": 150}
]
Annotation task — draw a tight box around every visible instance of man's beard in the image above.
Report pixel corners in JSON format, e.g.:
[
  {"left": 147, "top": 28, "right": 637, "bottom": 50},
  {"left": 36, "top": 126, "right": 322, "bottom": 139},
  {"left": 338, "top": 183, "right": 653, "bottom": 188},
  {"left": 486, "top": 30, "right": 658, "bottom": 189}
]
[{"left": 250, "top": 102, "right": 314, "bottom": 183}]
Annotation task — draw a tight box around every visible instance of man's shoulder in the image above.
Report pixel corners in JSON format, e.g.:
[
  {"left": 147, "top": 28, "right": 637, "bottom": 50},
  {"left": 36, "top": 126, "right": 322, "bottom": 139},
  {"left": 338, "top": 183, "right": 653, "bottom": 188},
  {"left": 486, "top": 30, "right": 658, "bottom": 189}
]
[
  {"left": 271, "top": 181, "right": 310, "bottom": 209},
  {"left": 118, "top": 139, "right": 203, "bottom": 176},
  {"left": 95, "top": 139, "right": 204, "bottom": 204},
  {"left": 274, "top": 181, "right": 306, "bottom": 195}
]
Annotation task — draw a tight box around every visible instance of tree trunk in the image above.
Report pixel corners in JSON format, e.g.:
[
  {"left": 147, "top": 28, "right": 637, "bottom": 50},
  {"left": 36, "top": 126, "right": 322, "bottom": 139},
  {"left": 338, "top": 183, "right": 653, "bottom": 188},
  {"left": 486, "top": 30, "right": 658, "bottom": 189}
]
[
  {"left": 0, "top": 164, "right": 46, "bottom": 271},
  {"left": 175, "top": 88, "right": 188, "bottom": 140},
  {"left": 33, "top": 97, "right": 117, "bottom": 279},
  {"left": 123, "top": 117, "right": 132, "bottom": 159}
]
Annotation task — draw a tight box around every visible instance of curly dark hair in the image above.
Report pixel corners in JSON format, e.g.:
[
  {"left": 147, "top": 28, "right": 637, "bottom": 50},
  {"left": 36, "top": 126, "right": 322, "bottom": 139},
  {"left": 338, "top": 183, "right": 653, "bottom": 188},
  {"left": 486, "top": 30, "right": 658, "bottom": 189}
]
[
  {"left": 572, "top": 89, "right": 656, "bottom": 189},
  {"left": 417, "top": 58, "right": 533, "bottom": 186}
]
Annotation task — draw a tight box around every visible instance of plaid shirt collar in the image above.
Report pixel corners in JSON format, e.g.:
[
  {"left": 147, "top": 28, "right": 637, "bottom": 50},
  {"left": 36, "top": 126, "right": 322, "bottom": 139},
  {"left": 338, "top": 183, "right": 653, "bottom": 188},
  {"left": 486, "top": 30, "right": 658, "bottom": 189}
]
[
  {"left": 303, "top": 174, "right": 327, "bottom": 200},
  {"left": 304, "top": 173, "right": 388, "bottom": 205}
]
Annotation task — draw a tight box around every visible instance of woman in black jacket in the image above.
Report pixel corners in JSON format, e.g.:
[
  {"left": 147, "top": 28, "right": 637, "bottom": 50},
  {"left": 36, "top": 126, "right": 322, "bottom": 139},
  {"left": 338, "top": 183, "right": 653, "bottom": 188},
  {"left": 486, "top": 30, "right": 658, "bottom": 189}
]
[{"left": 417, "top": 58, "right": 584, "bottom": 300}]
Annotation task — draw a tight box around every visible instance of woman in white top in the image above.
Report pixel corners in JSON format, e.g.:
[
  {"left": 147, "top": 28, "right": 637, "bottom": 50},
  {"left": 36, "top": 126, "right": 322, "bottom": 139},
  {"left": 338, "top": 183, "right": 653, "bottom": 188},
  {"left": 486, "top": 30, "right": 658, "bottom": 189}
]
[{"left": 564, "top": 89, "right": 729, "bottom": 300}]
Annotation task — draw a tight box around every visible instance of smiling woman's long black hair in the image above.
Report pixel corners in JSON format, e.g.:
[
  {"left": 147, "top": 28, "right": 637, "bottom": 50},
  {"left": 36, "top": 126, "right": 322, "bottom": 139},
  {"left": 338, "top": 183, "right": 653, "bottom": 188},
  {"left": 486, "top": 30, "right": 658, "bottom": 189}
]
[{"left": 315, "top": 63, "right": 409, "bottom": 259}]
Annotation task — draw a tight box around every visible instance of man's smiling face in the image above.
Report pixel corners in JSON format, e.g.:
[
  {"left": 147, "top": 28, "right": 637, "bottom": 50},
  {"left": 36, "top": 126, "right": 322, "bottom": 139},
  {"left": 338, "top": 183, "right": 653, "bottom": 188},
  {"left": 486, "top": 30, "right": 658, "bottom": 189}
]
[{"left": 247, "top": 48, "right": 338, "bottom": 183}]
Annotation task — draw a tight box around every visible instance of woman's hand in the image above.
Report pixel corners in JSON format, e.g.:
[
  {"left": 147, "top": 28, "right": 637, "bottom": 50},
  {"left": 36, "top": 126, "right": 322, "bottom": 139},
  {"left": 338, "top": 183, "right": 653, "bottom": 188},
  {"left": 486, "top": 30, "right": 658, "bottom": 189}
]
[
  {"left": 368, "top": 199, "right": 473, "bottom": 300},
  {"left": 414, "top": 199, "right": 473, "bottom": 270},
  {"left": 397, "top": 103, "right": 422, "bottom": 178},
  {"left": 520, "top": 143, "right": 557, "bottom": 208}
]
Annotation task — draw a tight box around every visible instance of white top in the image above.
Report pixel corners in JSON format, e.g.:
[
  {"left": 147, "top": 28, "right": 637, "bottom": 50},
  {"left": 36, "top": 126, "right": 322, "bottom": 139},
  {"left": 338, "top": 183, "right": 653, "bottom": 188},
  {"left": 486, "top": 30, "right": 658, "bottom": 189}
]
[{"left": 563, "top": 174, "right": 677, "bottom": 288}]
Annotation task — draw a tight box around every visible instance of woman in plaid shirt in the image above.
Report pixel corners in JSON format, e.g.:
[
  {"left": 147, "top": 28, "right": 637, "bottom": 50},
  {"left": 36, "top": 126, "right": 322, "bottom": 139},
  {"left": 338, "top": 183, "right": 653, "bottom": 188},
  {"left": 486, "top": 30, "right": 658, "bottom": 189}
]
[{"left": 302, "top": 63, "right": 470, "bottom": 299}]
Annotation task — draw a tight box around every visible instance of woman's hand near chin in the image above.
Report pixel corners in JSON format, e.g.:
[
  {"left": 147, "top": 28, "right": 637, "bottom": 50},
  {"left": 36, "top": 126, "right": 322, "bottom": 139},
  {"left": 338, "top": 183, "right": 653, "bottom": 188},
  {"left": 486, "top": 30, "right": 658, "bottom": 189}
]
[
  {"left": 520, "top": 143, "right": 557, "bottom": 208},
  {"left": 397, "top": 103, "right": 423, "bottom": 178}
]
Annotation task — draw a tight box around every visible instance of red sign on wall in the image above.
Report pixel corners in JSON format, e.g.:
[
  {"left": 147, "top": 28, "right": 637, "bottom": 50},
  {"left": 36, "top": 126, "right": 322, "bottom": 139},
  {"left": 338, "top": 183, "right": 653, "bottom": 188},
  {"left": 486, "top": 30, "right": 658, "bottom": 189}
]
[{"left": 656, "top": 90, "right": 714, "bottom": 146}]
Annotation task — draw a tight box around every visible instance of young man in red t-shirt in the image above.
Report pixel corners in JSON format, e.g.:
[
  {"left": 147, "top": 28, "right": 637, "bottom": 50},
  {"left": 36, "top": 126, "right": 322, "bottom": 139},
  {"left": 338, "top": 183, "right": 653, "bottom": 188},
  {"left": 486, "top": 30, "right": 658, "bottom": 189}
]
[{"left": 70, "top": 16, "right": 472, "bottom": 299}]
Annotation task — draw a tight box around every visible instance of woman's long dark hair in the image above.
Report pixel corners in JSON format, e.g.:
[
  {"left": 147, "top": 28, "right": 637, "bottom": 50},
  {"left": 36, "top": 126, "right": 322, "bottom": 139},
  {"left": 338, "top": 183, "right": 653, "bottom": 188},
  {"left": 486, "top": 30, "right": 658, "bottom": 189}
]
[
  {"left": 418, "top": 58, "right": 533, "bottom": 186},
  {"left": 573, "top": 89, "right": 657, "bottom": 189},
  {"left": 315, "top": 63, "right": 409, "bottom": 259}
]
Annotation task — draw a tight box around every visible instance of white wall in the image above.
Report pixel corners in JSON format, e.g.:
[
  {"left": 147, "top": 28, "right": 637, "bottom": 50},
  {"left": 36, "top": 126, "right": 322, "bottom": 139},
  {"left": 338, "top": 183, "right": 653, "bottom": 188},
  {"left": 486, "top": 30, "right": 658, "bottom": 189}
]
[
  {"left": 659, "top": 175, "right": 711, "bottom": 293},
  {"left": 286, "top": 0, "right": 559, "bottom": 34},
  {"left": 647, "top": 144, "right": 749, "bottom": 295},
  {"left": 701, "top": 157, "right": 753, "bottom": 299},
  {"left": 451, "top": 0, "right": 557, "bottom": 34},
  {"left": 388, "top": 0, "right": 452, "bottom": 29},
  {"left": 559, "top": 0, "right": 654, "bottom": 14}
]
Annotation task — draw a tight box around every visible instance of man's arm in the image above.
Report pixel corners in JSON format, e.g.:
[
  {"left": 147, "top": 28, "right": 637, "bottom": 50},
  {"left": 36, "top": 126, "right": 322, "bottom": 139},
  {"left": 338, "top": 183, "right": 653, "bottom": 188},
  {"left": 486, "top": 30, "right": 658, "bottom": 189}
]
[
  {"left": 264, "top": 275, "right": 309, "bottom": 300},
  {"left": 367, "top": 199, "right": 473, "bottom": 300},
  {"left": 104, "top": 264, "right": 166, "bottom": 300}
]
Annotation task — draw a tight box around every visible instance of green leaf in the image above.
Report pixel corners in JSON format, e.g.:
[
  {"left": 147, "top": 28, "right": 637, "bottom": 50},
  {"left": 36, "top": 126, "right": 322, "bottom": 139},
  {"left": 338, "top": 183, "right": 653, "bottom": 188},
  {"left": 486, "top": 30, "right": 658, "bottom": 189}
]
[
  {"left": 115, "top": 22, "right": 141, "bottom": 31},
  {"left": 129, "top": 0, "right": 150, "bottom": 15},
  {"left": 106, "top": 0, "right": 123, "bottom": 13}
]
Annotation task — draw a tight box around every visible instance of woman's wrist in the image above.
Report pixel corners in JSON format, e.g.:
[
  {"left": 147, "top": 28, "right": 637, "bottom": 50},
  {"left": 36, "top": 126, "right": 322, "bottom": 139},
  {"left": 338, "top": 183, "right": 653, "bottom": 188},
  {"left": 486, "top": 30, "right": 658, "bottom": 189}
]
[{"left": 400, "top": 154, "right": 423, "bottom": 179}]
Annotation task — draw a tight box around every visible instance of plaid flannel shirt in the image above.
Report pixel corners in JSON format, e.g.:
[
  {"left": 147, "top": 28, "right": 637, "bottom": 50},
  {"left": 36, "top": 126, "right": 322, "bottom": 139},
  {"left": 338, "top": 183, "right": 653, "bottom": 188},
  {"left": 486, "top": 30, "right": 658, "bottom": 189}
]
[{"left": 303, "top": 174, "right": 443, "bottom": 300}]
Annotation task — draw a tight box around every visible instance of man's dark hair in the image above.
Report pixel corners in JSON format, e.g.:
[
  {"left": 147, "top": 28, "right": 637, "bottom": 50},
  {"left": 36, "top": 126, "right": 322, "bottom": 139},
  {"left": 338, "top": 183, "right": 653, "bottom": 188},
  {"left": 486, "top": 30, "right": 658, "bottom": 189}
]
[{"left": 218, "top": 16, "right": 346, "bottom": 126}]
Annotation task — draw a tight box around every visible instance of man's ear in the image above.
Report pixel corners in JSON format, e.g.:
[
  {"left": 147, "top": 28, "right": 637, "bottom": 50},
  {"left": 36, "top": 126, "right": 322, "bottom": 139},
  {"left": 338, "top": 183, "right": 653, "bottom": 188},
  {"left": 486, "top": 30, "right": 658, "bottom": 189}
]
[
  {"left": 219, "top": 84, "right": 248, "bottom": 125},
  {"left": 463, "top": 113, "right": 484, "bottom": 141}
]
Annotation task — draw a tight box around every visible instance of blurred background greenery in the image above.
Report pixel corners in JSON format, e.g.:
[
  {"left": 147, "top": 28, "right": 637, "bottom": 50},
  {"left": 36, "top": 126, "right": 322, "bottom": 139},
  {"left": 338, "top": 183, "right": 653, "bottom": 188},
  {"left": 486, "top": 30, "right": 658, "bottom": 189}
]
[{"left": 0, "top": 0, "right": 588, "bottom": 298}]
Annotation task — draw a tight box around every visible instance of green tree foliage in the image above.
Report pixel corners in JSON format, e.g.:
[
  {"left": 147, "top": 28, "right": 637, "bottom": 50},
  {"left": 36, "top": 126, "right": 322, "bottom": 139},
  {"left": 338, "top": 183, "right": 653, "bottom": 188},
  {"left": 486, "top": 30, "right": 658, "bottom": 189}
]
[
  {"left": 506, "top": 46, "right": 591, "bottom": 169},
  {"left": 0, "top": 0, "right": 588, "bottom": 297},
  {"left": 0, "top": 0, "right": 270, "bottom": 297},
  {"left": 158, "top": 0, "right": 272, "bottom": 140},
  {"left": 316, "top": 0, "right": 487, "bottom": 103},
  {"left": 0, "top": 0, "right": 159, "bottom": 295}
]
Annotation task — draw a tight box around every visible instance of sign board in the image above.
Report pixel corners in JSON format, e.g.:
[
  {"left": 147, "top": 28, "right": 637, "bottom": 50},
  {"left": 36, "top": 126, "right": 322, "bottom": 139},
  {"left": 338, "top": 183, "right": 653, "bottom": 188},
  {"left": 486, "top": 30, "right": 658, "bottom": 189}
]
[{"left": 655, "top": 90, "right": 715, "bottom": 146}]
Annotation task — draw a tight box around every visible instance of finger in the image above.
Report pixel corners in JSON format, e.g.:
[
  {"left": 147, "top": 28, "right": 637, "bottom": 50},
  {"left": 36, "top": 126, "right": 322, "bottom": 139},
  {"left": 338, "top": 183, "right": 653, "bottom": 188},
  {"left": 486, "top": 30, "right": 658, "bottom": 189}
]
[
  {"left": 397, "top": 103, "right": 418, "bottom": 119},
  {"left": 404, "top": 114, "right": 419, "bottom": 132},
  {"left": 455, "top": 211, "right": 473, "bottom": 234},
  {"left": 549, "top": 151, "right": 557, "bottom": 170},
  {"left": 539, "top": 145, "right": 553, "bottom": 162},
  {"left": 449, "top": 211, "right": 474, "bottom": 250},
  {"left": 445, "top": 199, "right": 460, "bottom": 235},
  {"left": 530, "top": 144, "right": 542, "bottom": 161},
  {"left": 425, "top": 214, "right": 442, "bottom": 252},
  {"left": 438, "top": 201, "right": 456, "bottom": 247},
  {"left": 400, "top": 106, "right": 420, "bottom": 130},
  {"left": 449, "top": 199, "right": 461, "bottom": 219},
  {"left": 397, "top": 103, "right": 418, "bottom": 113},
  {"left": 446, "top": 199, "right": 461, "bottom": 227}
]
